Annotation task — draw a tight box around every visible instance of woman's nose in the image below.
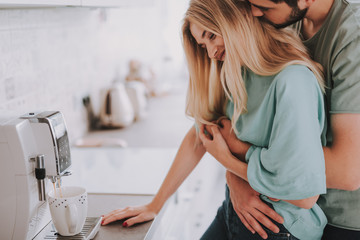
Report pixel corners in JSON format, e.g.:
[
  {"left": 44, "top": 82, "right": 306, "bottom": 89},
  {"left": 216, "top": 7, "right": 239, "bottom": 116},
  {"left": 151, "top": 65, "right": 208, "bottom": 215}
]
[
  {"left": 207, "top": 45, "right": 218, "bottom": 59},
  {"left": 250, "top": 5, "right": 264, "bottom": 17}
]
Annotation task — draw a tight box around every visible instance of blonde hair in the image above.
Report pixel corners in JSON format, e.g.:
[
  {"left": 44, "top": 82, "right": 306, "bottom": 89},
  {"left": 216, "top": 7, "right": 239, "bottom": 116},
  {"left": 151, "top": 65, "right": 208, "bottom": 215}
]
[{"left": 182, "top": 0, "right": 324, "bottom": 132}]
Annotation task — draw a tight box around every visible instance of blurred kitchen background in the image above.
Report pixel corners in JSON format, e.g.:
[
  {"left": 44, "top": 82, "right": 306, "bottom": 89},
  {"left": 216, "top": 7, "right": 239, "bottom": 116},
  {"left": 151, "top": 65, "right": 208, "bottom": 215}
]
[
  {"left": 0, "top": 0, "right": 191, "bottom": 141},
  {"left": 0, "top": 0, "right": 225, "bottom": 239}
]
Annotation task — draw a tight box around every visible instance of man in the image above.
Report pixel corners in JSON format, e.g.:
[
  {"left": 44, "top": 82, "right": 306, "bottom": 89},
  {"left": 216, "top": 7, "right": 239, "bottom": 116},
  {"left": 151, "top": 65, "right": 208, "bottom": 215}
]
[{"left": 222, "top": 0, "right": 360, "bottom": 239}]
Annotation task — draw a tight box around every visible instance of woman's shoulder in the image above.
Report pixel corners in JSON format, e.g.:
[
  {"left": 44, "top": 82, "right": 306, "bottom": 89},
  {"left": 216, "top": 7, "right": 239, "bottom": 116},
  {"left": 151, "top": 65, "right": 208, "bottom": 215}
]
[
  {"left": 274, "top": 64, "right": 318, "bottom": 88},
  {"left": 272, "top": 64, "right": 321, "bottom": 97},
  {"left": 276, "top": 64, "right": 315, "bottom": 80}
]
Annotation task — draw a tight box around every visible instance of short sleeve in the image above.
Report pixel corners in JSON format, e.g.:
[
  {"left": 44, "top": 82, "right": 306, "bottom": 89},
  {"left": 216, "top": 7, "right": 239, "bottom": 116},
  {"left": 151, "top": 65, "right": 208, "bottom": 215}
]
[
  {"left": 246, "top": 66, "right": 327, "bottom": 200},
  {"left": 331, "top": 37, "right": 360, "bottom": 113}
]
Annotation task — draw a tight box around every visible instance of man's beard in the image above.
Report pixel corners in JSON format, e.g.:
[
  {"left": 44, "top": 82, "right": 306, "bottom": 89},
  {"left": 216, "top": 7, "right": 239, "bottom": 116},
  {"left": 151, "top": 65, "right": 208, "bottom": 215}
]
[{"left": 262, "top": 6, "right": 308, "bottom": 28}]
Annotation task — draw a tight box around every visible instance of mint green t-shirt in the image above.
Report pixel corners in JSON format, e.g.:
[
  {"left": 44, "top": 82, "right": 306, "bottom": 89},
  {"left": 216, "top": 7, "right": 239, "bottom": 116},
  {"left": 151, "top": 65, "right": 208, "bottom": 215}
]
[
  {"left": 293, "top": 0, "right": 360, "bottom": 230},
  {"left": 226, "top": 65, "right": 327, "bottom": 239}
]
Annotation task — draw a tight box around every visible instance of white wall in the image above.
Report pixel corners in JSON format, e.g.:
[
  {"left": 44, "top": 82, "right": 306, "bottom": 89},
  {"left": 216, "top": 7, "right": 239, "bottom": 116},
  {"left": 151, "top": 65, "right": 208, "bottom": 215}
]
[{"left": 0, "top": 0, "right": 189, "bottom": 142}]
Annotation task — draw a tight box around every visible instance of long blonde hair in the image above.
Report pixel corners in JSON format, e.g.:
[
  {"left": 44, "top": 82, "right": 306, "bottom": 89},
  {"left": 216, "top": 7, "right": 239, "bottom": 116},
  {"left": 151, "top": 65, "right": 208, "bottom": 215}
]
[{"left": 182, "top": 0, "right": 324, "bottom": 131}]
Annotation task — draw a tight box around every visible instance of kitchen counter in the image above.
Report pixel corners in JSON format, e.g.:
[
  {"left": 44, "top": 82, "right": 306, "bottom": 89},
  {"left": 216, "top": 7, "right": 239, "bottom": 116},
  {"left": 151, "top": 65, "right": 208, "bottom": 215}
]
[
  {"left": 88, "top": 194, "right": 153, "bottom": 240},
  {"left": 88, "top": 193, "right": 170, "bottom": 240}
]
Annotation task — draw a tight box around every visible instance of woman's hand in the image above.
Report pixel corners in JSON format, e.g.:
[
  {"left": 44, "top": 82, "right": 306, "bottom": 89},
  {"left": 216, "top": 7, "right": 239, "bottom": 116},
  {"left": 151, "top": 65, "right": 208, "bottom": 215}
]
[
  {"left": 101, "top": 204, "right": 157, "bottom": 227},
  {"left": 217, "top": 118, "right": 250, "bottom": 161},
  {"left": 216, "top": 118, "right": 239, "bottom": 151},
  {"left": 199, "top": 124, "right": 232, "bottom": 161}
]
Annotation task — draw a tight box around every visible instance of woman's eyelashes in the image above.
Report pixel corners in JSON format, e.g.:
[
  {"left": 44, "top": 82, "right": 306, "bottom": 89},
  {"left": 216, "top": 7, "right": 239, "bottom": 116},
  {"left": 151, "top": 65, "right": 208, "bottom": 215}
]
[
  {"left": 197, "top": 32, "right": 216, "bottom": 48},
  {"left": 208, "top": 33, "right": 216, "bottom": 40}
]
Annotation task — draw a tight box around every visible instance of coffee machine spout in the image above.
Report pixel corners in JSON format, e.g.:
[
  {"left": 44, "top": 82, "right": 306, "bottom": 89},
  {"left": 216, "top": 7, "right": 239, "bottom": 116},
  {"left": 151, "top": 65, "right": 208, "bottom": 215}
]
[
  {"left": 48, "top": 175, "right": 57, "bottom": 184},
  {"left": 48, "top": 170, "right": 72, "bottom": 186}
]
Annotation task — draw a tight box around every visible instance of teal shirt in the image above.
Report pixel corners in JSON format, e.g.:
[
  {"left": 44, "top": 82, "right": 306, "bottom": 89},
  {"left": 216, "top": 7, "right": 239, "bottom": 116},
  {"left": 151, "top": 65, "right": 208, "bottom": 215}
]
[
  {"left": 293, "top": 0, "right": 360, "bottom": 230},
  {"left": 226, "top": 65, "right": 327, "bottom": 239}
]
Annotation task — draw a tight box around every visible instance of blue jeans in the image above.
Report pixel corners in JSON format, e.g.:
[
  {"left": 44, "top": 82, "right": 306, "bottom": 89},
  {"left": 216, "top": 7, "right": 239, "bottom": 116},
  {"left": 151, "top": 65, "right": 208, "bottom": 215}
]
[{"left": 200, "top": 186, "right": 299, "bottom": 240}]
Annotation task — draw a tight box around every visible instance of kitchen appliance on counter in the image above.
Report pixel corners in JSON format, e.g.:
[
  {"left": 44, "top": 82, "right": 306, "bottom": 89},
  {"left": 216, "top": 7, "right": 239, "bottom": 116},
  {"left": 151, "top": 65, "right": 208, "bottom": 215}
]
[
  {"left": 100, "top": 83, "right": 135, "bottom": 128},
  {"left": 0, "top": 111, "right": 100, "bottom": 240}
]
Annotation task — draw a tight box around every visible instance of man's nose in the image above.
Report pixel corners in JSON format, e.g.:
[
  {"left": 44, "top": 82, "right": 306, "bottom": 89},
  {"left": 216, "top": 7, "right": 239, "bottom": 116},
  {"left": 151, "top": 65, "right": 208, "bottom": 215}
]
[{"left": 250, "top": 5, "right": 264, "bottom": 17}]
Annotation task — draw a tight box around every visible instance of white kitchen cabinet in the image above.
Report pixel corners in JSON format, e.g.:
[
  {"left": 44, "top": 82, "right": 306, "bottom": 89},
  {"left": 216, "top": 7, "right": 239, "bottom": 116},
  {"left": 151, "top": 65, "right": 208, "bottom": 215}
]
[
  {"left": 150, "top": 153, "right": 226, "bottom": 240},
  {"left": 179, "top": 154, "right": 226, "bottom": 239},
  {"left": 0, "top": 0, "right": 154, "bottom": 8},
  {"left": 81, "top": 0, "right": 155, "bottom": 8},
  {"left": 0, "top": 0, "right": 80, "bottom": 8}
]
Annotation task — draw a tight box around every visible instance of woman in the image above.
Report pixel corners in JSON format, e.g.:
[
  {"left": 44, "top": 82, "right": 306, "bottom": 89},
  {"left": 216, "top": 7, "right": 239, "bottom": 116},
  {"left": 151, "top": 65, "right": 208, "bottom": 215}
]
[{"left": 102, "top": 0, "right": 327, "bottom": 239}]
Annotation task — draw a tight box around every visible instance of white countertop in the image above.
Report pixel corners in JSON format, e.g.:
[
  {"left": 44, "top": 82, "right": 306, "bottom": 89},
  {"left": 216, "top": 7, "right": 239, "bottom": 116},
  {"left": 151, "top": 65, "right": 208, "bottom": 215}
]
[{"left": 62, "top": 147, "right": 176, "bottom": 195}]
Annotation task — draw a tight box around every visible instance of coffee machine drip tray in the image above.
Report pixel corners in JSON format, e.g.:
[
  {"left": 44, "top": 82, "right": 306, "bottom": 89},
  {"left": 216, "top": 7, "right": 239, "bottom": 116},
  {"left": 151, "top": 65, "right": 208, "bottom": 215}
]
[{"left": 33, "top": 217, "right": 102, "bottom": 240}]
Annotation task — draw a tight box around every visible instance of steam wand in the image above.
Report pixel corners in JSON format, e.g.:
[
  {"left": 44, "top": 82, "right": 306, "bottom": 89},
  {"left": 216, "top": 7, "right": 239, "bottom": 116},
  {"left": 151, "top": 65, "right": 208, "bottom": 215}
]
[{"left": 31, "top": 155, "right": 46, "bottom": 201}]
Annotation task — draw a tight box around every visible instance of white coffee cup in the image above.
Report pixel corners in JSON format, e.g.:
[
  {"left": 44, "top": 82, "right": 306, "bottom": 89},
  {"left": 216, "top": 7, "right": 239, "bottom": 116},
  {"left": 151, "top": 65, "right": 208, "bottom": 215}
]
[{"left": 48, "top": 186, "right": 88, "bottom": 236}]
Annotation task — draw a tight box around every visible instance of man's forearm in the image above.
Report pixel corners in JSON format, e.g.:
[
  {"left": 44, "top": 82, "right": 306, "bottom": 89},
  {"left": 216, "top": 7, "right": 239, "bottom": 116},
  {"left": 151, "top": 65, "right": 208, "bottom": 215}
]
[
  {"left": 322, "top": 114, "right": 360, "bottom": 191},
  {"left": 229, "top": 140, "right": 251, "bottom": 162},
  {"left": 324, "top": 146, "right": 360, "bottom": 190}
]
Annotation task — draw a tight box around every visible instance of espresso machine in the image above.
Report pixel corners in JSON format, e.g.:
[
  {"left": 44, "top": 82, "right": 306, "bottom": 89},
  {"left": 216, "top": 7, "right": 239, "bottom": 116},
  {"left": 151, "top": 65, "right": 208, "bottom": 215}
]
[{"left": 0, "top": 111, "right": 100, "bottom": 240}]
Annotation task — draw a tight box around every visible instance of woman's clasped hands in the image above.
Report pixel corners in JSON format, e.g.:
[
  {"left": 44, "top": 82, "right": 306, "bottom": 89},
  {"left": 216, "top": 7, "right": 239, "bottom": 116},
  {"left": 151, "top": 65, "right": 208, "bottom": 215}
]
[
  {"left": 199, "top": 122, "right": 232, "bottom": 163},
  {"left": 199, "top": 117, "right": 250, "bottom": 163}
]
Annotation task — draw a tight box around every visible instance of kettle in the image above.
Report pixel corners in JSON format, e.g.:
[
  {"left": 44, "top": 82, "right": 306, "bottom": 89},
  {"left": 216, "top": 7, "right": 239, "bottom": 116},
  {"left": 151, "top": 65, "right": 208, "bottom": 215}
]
[
  {"left": 126, "top": 81, "right": 148, "bottom": 120},
  {"left": 100, "top": 83, "right": 134, "bottom": 128}
]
